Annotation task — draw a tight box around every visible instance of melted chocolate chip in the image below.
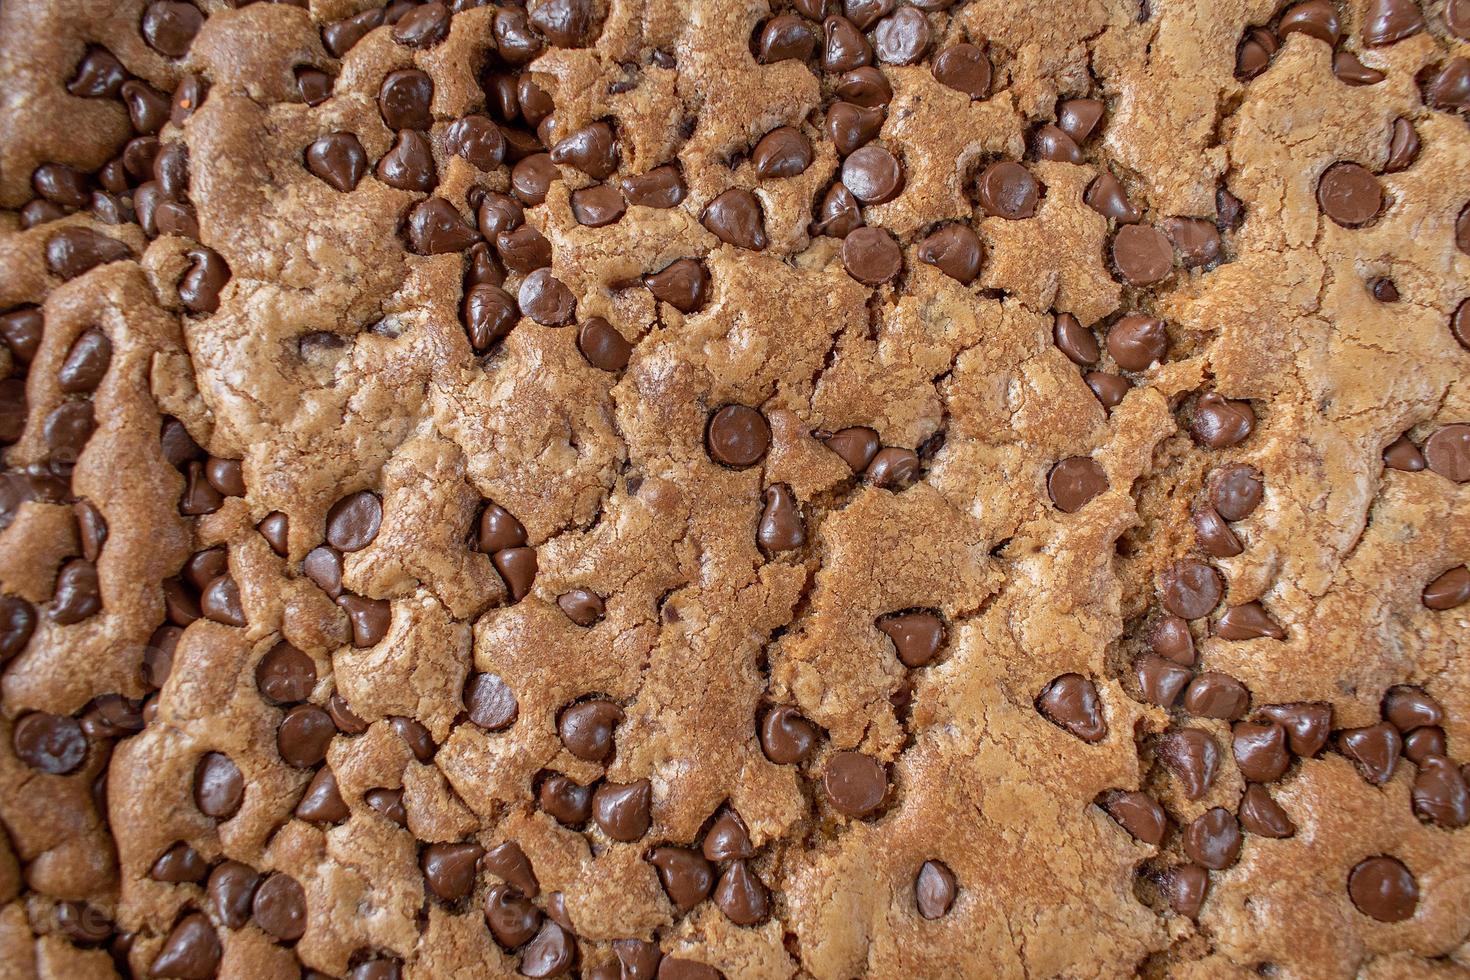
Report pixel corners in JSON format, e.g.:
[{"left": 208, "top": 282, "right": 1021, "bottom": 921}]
[
  {"left": 1347, "top": 856, "right": 1417, "bottom": 922},
  {"left": 823, "top": 750, "right": 887, "bottom": 817},
  {"left": 1036, "top": 673, "right": 1107, "bottom": 742}
]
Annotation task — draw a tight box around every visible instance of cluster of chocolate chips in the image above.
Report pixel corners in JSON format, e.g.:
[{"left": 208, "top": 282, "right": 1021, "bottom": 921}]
[
  {"left": 1237, "top": 0, "right": 1469, "bottom": 106},
  {"left": 648, "top": 807, "right": 772, "bottom": 927},
  {"left": 1383, "top": 423, "right": 1470, "bottom": 483}
]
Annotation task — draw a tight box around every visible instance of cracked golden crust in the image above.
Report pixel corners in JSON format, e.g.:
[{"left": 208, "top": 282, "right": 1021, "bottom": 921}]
[{"left": 0, "top": 0, "right": 1467, "bottom": 977}]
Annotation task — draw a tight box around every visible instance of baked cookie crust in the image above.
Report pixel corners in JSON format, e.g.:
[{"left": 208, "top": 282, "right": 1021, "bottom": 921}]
[{"left": 1, "top": 0, "right": 1468, "bottom": 977}]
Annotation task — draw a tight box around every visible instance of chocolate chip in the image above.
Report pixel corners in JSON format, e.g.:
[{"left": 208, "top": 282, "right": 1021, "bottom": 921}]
[
  {"left": 1238, "top": 783, "right": 1294, "bottom": 837},
  {"left": 46, "top": 227, "right": 132, "bottom": 279},
  {"left": 648, "top": 847, "right": 713, "bottom": 912},
  {"left": 296, "top": 766, "right": 349, "bottom": 823},
  {"left": 1424, "top": 424, "right": 1470, "bottom": 481},
  {"left": 201, "top": 573, "right": 247, "bottom": 627},
  {"left": 571, "top": 184, "right": 626, "bottom": 227},
  {"left": 1164, "top": 863, "right": 1210, "bottom": 918},
  {"left": 379, "top": 70, "right": 433, "bottom": 132},
  {"left": 322, "top": 8, "right": 382, "bottom": 56},
  {"left": 1383, "top": 685, "right": 1442, "bottom": 731},
  {"left": 1380, "top": 119, "right": 1420, "bottom": 178},
  {"left": 465, "top": 672, "right": 518, "bottom": 731},
  {"left": 1111, "top": 224, "right": 1173, "bottom": 284},
  {"left": 916, "top": 224, "right": 982, "bottom": 283},
  {"left": 69, "top": 47, "right": 127, "bottom": 98},
  {"left": 753, "top": 127, "right": 813, "bottom": 179},
  {"left": 1317, "top": 163, "right": 1382, "bottom": 227},
  {"left": 1423, "top": 566, "right": 1470, "bottom": 610},
  {"left": 150, "top": 914, "right": 221, "bottom": 978},
  {"left": 463, "top": 284, "right": 519, "bottom": 351},
  {"left": 593, "top": 779, "right": 651, "bottom": 841},
  {"left": 205, "top": 458, "right": 244, "bottom": 497},
  {"left": 1193, "top": 507, "right": 1242, "bottom": 558},
  {"left": 1180, "top": 674, "right": 1247, "bottom": 724},
  {"left": 496, "top": 225, "right": 551, "bottom": 274},
  {"left": 1134, "top": 654, "right": 1191, "bottom": 707},
  {"left": 393, "top": 0, "right": 450, "bottom": 46},
  {"left": 195, "top": 752, "right": 243, "bottom": 818},
  {"left": 1334, "top": 51, "right": 1387, "bottom": 86},
  {"left": 1034, "top": 124, "right": 1082, "bottom": 164},
  {"left": 519, "top": 269, "right": 577, "bottom": 326},
  {"left": 1100, "top": 790, "right": 1167, "bottom": 845},
  {"left": 252, "top": 872, "right": 308, "bottom": 941},
  {"left": 151, "top": 841, "right": 208, "bottom": 883},
  {"left": 303, "top": 545, "right": 343, "bottom": 599},
  {"left": 841, "top": 226, "right": 902, "bottom": 285},
  {"left": 844, "top": 0, "right": 895, "bottom": 30},
  {"left": 1086, "top": 370, "right": 1127, "bottom": 405},
  {"left": 826, "top": 102, "right": 884, "bottom": 156},
  {"left": 643, "top": 258, "right": 709, "bottom": 313},
  {"left": 822, "top": 426, "right": 880, "bottom": 472},
  {"left": 539, "top": 772, "right": 593, "bottom": 826},
  {"left": 1190, "top": 393, "right": 1255, "bottom": 448},
  {"left": 1150, "top": 615, "right": 1195, "bottom": 665},
  {"left": 658, "top": 959, "right": 721, "bottom": 980},
  {"left": 377, "top": 130, "right": 437, "bottom": 191},
  {"left": 142, "top": 1, "right": 204, "bottom": 58},
  {"left": 12, "top": 712, "right": 87, "bottom": 774},
  {"left": 0, "top": 380, "right": 26, "bottom": 444},
  {"left": 1412, "top": 756, "right": 1469, "bottom": 828},
  {"left": 185, "top": 547, "right": 227, "bottom": 593},
  {"left": 757, "top": 14, "right": 816, "bottom": 63},
  {"left": 327, "top": 693, "right": 368, "bottom": 735},
  {"left": 1404, "top": 726, "right": 1447, "bottom": 764},
  {"left": 1037, "top": 673, "right": 1107, "bottom": 742},
  {"left": 1258, "top": 702, "right": 1332, "bottom": 756},
  {"left": 208, "top": 861, "right": 259, "bottom": 929},
  {"left": 1364, "top": 0, "right": 1425, "bottom": 44},
  {"left": 179, "top": 246, "right": 230, "bottom": 316},
  {"left": 466, "top": 243, "right": 505, "bottom": 288},
  {"left": 493, "top": 546, "right": 537, "bottom": 600},
  {"left": 1279, "top": 0, "right": 1341, "bottom": 43},
  {"left": 0, "top": 307, "right": 43, "bottom": 364},
  {"left": 51, "top": 558, "right": 102, "bottom": 624},
  {"left": 529, "top": 0, "right": 594, "bottom": 45},
  {"left": 822, "top": 15, "right": 872, "bottom": 72},
  {"left": 760, "top": 705, "right": 819, "bottom": 764},
  {"left": 350, "top": 959, "right": 403, "bottom": 980},
  {"left": 1163, "top": 217, "right": 1222, "bottom": 266},
  {"left": 873, "top": 7, "right": 930, "bottom": 64},
  {"left": 1057, "top": 98, "right": 1105, "bottom": 143},
  {"left": 622, "top": 165, "right": 686, "bottom": 209},
  {"left": 296, "top": 67, "right": 332, "bottom": 106},
  {"left": 56, "top": 329, "right": 112, "bottom": 395},
  {"left": 552, "top": 122, "right": 618, "bottom": 179},
  {"left": 389, "top": 715, "right": 435, "bottom": 762},
  {"left": 1085, "top": 172, "right": 1141, "bottom": 223},
  {"left": 558, "top": 699, "right": 621, "bottom": 760},
  {"left": 421, "top": 841, "right": 485, "bottom": 902},
  {"left": 1053, "top": 313, "right": 1099, "bottom": 366},
  {"left": 521, "top": 919, "right": 575, "bottom": 978},
  {"left": 1210, "top": 465, "right": 1263, "bottom": 521},
  {"left": 305, "top": 133, "right": 368, "bottom": 192},
  {"left": 1183, "top": 808, "right": 1241, "bottom": 871},
  {"left": 1159, "top": 560, "right": 1222, "bottom": 620},
  {"left": 1047, "top": 456, "right": 1108, "bottom": 512},
  {"left": 706, "top": 405, "right": 770, "bottom": 468},
  {"left": 338, "top": 594, "right": 392, "bottom": 646},
  {"left": 326, "top": 491, "right": 382, "bottom": 553},
  {"left": 365, "top": 787, "right": 406, "bottom": 825},
  {"left": 1157, "top": 727, "right": 1221, "bottom": 799},
  {"left": 484, "top": 882, "right": 541, "bottom": 949},
  {"left": 843, "top": 145, "right": 904, "bottom": 204},
  {"left": 876, "top": 610, "right": 943, "bottom": 669},
  {"left": 1347, "top": 856, "right": 1417, "bottom": 922},
  {"left": 1451, "top": 0, "right": 1470, "bottom": 37},
  {"left": 1215, "top": 602, "right": 1286, "bottom": 641},
  {"left": 277, "top": 704, "right": 334, "bottom": 767},
  {"left": 757, "top": 484, "right": 804, "bottom": 555},
  {"left": 823, "top": 750, "right": 886, "bottom": 817},
  {"left": 976, "top": 162, "right": 1037, "bottom": 219},
  {"left": 1341, "top": 721, "right": 1402, "bottom": 784},
  {"left": 122, "top": 81, "right": 170, "bottom": 135},
  {"left": 1368, "top": 276, "right": 1399, "bottom": 302},
  {"left": 864, "top": 446, "right": 918, "bottom": 488},
  {"left": 255, "top": 642, "right": 316, "bottom": 706},
  {"left": 701, "top": 189, "right": 767, "bottom": 250},
  {"left": 713, "top": 860, "right": 769, "bottom": 925},
  {"left": 32, "top": 164, "right": 89, "bottom": 208},
  {"left": 407, "top": 198, "right": 481, "bottom": 255},
  {"left": 813, "top": 183, "right": 863, "bottom": 237},
  {"left": 483, "top": 841, "right": 539, "bottom": 897}
]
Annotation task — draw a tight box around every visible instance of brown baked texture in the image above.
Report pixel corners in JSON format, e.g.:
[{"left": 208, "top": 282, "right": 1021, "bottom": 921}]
[{"left": 1, "top": 0, "right": 1469, "bottom": 976}]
